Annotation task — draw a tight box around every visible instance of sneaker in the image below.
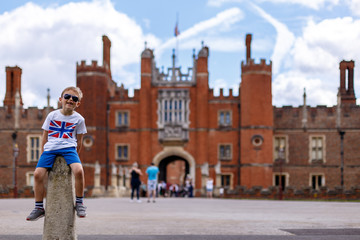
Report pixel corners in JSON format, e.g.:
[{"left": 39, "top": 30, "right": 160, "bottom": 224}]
[
  {"left": 75, "top": 203, "right": 87, "bottom": 218},
  {"left": 129, "top": 199, "right": 134, "bottom": 203},
  {"left": 137, "top": 199, "right": 142, "bottom": 203},
  {"left": 153, "top": 200, "right": 156, "bottom": 203},
  {"left": 26, "top": 208, "right": 45, "bottom": 221},
  {"left": 147, "top": 199, "right": 150, "bottom": 203}
]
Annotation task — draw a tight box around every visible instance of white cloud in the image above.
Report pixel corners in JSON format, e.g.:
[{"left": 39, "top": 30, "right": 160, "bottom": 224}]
[
  {"left": 143, "top": 18, "right": 151, "bottom": 29},
  {"left": 249, "top": 3, "right": 295, "bottom": 75},
  {"left": 158, "top": 8, "right": 244, "bottom": 55},
  {"left": 208, "top": 0, "right": 339, "bottom": 9},
  {"left": 257, "top": 0, "right": 339, "bottom": 10},
  {"left": 273, "top": 16, "right": 360, "bottom": 107},
  {"left": 180, "top": 37, "right": 242, "bottom": 52},
  {"left": 346, "top": 0, "right": 360, "bottom": 16},
  {"left": 207, "top": 0, "right": 243, "bottom": 7},
  {"left": 291, "top": 17, "right": 360, "bottom": 73},
  {"left": 273, "top": 71, "right": 336, "bottom": 107},
  {"left": 0, "top": 0, "right": 160, "bottom": 107}
]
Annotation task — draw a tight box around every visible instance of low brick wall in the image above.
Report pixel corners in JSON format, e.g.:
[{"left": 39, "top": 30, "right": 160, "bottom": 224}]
[
  {"left": 223, "top": 185, "right": 360, "bottom": 200},
  {"left": 0, "top": 185, "right": 34, "bottom": 198},
  {"left": 2, "top": 184, "right": 360, "bottom": 200}
]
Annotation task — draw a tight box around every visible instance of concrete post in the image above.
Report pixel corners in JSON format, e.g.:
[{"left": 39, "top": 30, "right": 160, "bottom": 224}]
[
  {"left": 92, "top": 161, "right": 104, "bottom": 197},
  {"left": 43, "top": 156, "right": 77, "bottom": 240},
  {"left": 214, "top": 162, "right": 221, "bottom": 197},
  {"left": 201, "top": 163, "right": 209, "bottom": 196},
  {"left": 107, "top": 163, "right": 119, "bottom": 197}
]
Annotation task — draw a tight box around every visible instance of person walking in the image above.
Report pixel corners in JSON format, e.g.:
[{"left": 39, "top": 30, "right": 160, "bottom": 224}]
[
  {"left": 146, "top": 162, "right": 159, "bottom": 203},
  {"left": 130, "top": 162, "right": 142, "bottom": 203},
  {"left": 206, "top": 177, "right": 214, "bottom": 198}
]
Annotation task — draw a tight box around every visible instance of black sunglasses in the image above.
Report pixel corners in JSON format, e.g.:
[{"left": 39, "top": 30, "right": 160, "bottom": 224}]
[{"left": 63, "top": 94, "right": 79, "bottom": 102}]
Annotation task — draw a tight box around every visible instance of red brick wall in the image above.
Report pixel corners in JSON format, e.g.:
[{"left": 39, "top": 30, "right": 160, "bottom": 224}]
[{"left": 240, "top": 59, "right": 273, "bottom": 188}]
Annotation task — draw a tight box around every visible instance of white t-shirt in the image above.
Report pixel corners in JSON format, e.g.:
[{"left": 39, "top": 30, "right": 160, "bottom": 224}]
[{"left": 42, "top": 109, "right": 87, "bottom": 151}]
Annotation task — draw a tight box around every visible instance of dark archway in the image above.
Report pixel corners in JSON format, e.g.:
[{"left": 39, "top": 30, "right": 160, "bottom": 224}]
[{"left": 158, "top": 155, "right": 190, "bottom": 185}]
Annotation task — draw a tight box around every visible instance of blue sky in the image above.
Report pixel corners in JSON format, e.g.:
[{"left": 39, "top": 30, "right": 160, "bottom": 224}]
[{"left": 0, "top": 0, "right": 359, "bottom": 108}]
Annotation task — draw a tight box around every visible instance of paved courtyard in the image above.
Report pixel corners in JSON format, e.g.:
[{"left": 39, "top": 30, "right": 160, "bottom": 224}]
[{"left": 0, "top": 197, "right": 359, "bottom": 239}]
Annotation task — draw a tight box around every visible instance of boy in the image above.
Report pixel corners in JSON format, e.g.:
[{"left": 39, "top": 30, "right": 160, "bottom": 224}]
[{"left": 26, "top": 86, "right": 87, "bottom": 221}]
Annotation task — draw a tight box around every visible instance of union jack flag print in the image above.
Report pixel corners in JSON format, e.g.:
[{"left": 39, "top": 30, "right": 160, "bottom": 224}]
[{"left": 48, "top": 120, "right": 77, "bottom": 138}]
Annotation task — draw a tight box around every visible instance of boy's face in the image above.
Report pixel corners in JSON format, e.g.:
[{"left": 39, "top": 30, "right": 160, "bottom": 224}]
[{"left": 59, "top": 90, "right": 81, "bottom": 112}]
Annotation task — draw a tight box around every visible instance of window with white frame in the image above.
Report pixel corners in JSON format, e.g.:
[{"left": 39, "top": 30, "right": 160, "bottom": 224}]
[
  {"left": 26, "top": 172, "right": 34, "bottom": 187},
  {"left": 157, "top": 89, "right": 190, "bottom": 127},
  {"left": 273, "top": 136, "right": 287, "bottom": 162},
  {"left": 27, "top": 135, "right": 41, "bottom": 163},
  {"left": 116, "top": 111, "right": 129, "bottom": 127},
  {"left": 116, "top": 144, "right": 129, "bottom": 161},
  {"left": 310, "top": 173, "right": 325, "bottom": 190},
  {"left": 310, "top": 136, "right": 325, "bottom": 163},
  {"left": 218, "top": 110, "right": 232, "bottom": 127},
  {"left": 219, "top": 144, "right": 232, "bottom": 160}
]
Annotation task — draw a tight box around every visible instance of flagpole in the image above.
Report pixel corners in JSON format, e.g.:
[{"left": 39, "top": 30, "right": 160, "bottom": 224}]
[{"left": 175, "top": 12, "right": 179, "bottom": 67}]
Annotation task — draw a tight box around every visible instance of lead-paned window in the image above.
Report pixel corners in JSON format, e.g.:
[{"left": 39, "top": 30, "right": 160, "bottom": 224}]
[{"left": 27, "top": 135, "right": 41, "bottom": 163}]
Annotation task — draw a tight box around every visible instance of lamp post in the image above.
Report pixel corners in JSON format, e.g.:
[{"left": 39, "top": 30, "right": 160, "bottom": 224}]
[
  {"left": 12, "top": 132, "right": 18, "bottom": 198},
  {"left": 277, "top": 145, "right": 285, "bottom": 200}
]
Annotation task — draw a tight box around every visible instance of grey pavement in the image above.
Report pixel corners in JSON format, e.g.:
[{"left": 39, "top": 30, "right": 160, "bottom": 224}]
[{"left": 0, "top": 197, "right": 360, "bottom": 239}]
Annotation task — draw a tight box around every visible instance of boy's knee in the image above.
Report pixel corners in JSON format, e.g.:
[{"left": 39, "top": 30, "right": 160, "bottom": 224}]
[
  {"left": 72, "top": 166, "right": 84, "bottom": 178},
  {"left": 34, "top": 169, "right": 46, "bottom": 181}
]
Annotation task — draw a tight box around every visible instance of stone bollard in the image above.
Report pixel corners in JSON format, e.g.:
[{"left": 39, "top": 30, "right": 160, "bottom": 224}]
[{"left": 43, "top": 156, "right": 77, "bottom": 240}]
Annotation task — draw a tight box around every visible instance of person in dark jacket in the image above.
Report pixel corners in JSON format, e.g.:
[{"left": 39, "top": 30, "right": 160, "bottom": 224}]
[{"left": 130, "top": 162, "right": 142, "bottom": 203}]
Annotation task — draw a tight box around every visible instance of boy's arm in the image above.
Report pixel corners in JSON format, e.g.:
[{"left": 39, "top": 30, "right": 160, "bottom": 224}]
[
  {"left": 77, "top": 134, "right": 84, "bottom": 154},
  {"left": 41, "top": 130, "right": 48, "bottom": 152}
]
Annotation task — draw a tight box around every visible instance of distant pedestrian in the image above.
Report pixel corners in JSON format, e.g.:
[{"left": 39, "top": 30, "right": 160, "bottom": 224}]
[
  {"left": 158, "top": 181, "right": 167, "bottom": 197},
  {"left": 184, "top": 177, "right": 191, "bottom": 197},
  {"left": 130, "top": 162, "right": 142, "bottom": 203},
  {"left": 171, "top": 184, "right": 179, "bottom": 197},
  {"left": 188, "top": 180, "right": 194, "bottom": 198},
  {"left": 206, "top": 177, "right": 214, "bottom": 198},
  {"left": 146, "top": 162, "right": 159, "bottom": 203}
]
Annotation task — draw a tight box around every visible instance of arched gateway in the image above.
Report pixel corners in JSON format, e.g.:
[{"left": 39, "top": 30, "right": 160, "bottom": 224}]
[{"left": 152, "top": 147, "right": 196, "bottom": 185}]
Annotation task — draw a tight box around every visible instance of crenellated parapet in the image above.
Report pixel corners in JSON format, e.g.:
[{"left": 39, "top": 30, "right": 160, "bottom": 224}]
[
  {"left": 274, "top": 105, "right": 360, "bottom": 129},
  {"left": 241, "top": 33, "right": 271, "bottom": 75},
  {"left": 151, "top": 49, "right": 196, "bottom": 87},
  {"left": 76, "top": 60, "right": 108, "bottom": 75},
  {"left": 241, "top": 59, "right": 272, "bottom": 75},
  {"left": 208, "top": 88, "right": 239, "bottom": 102},
  {"left": 110, "top": 84, "right": 140, "bottom": 102},
  {"left": 0, "top": 106, "right": 53, "bottom": 130},
  {"left": 152, "top": 66, "right": 195, "bottom": 86}
]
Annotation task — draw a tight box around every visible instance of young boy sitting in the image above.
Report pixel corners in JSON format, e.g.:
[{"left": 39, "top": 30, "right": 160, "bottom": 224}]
[{"left": 26, "top": 86, "right": 87, "bottom": 221}]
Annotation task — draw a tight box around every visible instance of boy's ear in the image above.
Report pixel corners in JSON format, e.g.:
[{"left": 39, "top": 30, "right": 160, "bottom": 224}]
[
  {"left": 58, "top": 97, "right": 62, "bottom": 102},
  {"left": 76, "top": 101, "right": 81, "bottom": 107}
]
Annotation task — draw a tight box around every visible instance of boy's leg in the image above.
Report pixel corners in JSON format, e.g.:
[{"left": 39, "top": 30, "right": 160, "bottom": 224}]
[
  {"left": 69, "top": 163, "right": 84, "bottom": 198},
  {"left": 34, "top": 167, "right": 48, "bottom": 202},
  {"left": 27, "top": 167, "right": 47, "bottom": 221},
  {"left": 70, "top": 163, "right": 87, "bottom": 218}
]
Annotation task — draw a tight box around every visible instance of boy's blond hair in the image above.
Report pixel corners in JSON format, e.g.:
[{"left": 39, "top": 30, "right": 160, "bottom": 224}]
[{"left": 61, "top": 86, "right": 83, "bottom": 101}]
